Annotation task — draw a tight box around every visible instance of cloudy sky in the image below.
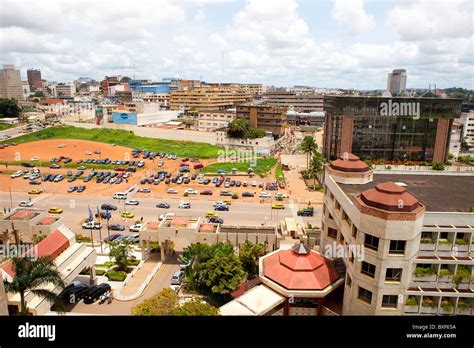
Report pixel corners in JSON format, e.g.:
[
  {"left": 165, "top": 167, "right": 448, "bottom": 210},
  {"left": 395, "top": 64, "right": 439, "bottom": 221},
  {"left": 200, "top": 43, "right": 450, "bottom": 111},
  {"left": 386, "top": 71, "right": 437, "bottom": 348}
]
[{"left": 1, "top": 0, "right": 472, "bottom": 89}]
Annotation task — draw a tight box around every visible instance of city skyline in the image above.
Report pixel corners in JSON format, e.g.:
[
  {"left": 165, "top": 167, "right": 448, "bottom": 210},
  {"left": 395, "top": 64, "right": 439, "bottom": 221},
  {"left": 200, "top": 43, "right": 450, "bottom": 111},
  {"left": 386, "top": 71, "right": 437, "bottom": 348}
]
[{"left": 0, "top": 0, "right": 472, "bottom": 89}]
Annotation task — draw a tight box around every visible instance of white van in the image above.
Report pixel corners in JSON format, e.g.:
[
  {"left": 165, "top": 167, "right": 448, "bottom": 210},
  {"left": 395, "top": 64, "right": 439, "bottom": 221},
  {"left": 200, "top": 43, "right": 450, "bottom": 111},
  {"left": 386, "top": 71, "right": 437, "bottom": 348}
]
[{"left": 113, "top": 192, "right": 127, "bottom": 200}]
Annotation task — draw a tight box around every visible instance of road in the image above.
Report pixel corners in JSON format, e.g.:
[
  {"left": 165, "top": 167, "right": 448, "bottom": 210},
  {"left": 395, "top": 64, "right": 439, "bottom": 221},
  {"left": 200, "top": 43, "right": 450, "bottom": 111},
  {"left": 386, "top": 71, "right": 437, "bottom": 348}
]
[
  {"left": 0, "top": 124, "right": 47, "bottom": 140},
  {"left": 0, "top": 191, "right": 318, "bottom": 241}
]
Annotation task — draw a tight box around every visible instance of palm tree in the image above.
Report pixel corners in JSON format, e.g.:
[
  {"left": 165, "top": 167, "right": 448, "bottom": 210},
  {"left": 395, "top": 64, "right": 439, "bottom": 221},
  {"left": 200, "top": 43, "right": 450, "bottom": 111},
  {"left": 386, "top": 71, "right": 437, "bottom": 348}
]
[
  {"left": 308, "top": 152, "right": 324, "bottom": 190},
  {"left": 299, "top": 136, "right": 317, "bottom": 169},
  {"left": 228, "top": 118, "right": 249, "bottom": 138},
  {"left": 3, "top": 256, "right": 66, "bottom": 315},
  {"left": 239, "top": 241, "right": 264, "bottom": 278}
]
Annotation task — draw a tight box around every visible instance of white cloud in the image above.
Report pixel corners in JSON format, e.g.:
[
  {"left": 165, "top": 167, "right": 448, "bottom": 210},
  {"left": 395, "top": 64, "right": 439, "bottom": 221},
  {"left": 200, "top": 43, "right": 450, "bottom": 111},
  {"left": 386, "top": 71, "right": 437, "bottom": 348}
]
[
  {"left": 388, "top": 0, "right": 473, "bottom": 41},
  {"left": 331, "top": 0, "right": 375, "bottom": 35}
]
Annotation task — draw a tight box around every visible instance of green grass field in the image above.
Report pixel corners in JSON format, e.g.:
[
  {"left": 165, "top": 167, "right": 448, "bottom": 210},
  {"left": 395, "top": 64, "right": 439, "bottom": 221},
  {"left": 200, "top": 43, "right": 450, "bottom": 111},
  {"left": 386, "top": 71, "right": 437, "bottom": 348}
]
[
  {"left": 274, "top": 162, "right": 285, "bottom": 183},
  {"left": 3, "top": 126, "right": 223, "bottom": 158},
  {"left": 202, "top": 158, "right": 277, "bottom": 176},
  {"left": 0, "top": 124, "right": 16, "bottom": 131}
]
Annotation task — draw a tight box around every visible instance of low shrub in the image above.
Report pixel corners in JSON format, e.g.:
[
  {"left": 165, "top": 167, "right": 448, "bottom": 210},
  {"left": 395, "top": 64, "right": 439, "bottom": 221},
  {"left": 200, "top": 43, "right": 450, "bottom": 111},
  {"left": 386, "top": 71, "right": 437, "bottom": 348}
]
[
  {"left": 105, "top": 270, "right": 128, "bottom": 282},
  {"left": 422, "top": 297, "right": 437, "bottom": 308},
  {"left": 439, "top": 269, "right": 452, "bottom": 277},
  {"left": 405, "top": 296, "right": 418, "bottom": 306},
  {"left": 414, "top": 267, "right": 436, "bottom": 277}
]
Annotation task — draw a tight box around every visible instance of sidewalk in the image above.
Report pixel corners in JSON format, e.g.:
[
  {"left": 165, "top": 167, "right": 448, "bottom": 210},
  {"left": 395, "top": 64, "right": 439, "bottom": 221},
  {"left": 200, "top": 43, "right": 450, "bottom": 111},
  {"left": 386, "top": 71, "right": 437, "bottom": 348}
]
[{"left": 115, "top": 253, "right": 161, "bottom": 299}]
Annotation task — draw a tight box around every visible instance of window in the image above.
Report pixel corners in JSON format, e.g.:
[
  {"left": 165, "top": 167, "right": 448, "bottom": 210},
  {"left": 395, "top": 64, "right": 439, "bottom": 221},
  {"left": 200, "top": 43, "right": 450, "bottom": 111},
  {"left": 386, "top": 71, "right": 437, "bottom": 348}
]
[
  {"left": 361, "top": 261, "right": 376, "bottom": 278},
  {"left": 358, "top": 287, "right": 372, "bottom": 305},
  {"left": 364, "top": 234, "right": 379, "bottom": 251},
  {"left": 385, "top": 268, "right": 402, "bottom": 282},
  {"left": 352, "top": 225, "right": 358, "bottom": 238},
  {"left": 346, "top": 275, "right": 352, "bottom": 287},
  {"left": 328, "top": 227, "right": 337, "bottom": 239},
  {"left": 389, "top": 240, "right": 406, "bottom": 255},
  {"left": 381, "top": 295, "right": 398, "bottom": 309},
  {"left": 349, "top": 251, "right": 354, "bottom": 264}
]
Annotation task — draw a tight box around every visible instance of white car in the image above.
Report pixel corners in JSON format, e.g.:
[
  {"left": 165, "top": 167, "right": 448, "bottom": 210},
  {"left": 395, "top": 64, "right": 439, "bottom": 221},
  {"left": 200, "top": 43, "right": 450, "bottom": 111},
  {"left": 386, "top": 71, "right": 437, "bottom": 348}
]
[
  {"left": 185, "top": 189, "right": 198, "bottom": 195},
  {"left": 18, "top": 201, "right": 33, "bottom": 207},
  {"left": 177, "top": 177, "right": 183, "bottom": 184},
  {"left": 251, "top": 181, "right": 257, "bottom": 187},
  {"left": 138, "top": 188, "right": 150, "bottom": 193},
  {"left": 125, "top": 200, "right": 139, "bottom": 205},
  {"left": 110, "top": 178, "right": 116, "bottom": 184},
  {"left": 59, "top": 144, "right": 66, "bottom": 148},
  {"left": 124, "top": 233, "right": 140, "bottom": 243},
  {"left": 259, "top": 191, "right": 271, "bottom": 198},
  {"left": 85, "top": 151, "right": 92, "bottom": 155},
  {"left": 178, "top": 201, "right": 191, "bottom": 209},
  {"left": 82, "top": 221, "right": 101, "bottom": 229},
  {"left": 129, "top": 223, "right": 143, "bottom": 232},
  {"left": 275, "top": 193, "right": 288, "bottom": 199},
  {"left": 30, "top": 156, "right": 40, "bottom": 161},
  {"left": 11, "top": 171, "right": 22, "bottom": 178},
  {"left": 167, "top": 188, "right": 178, "bottom": 194},
  {"left": 213, "top": 201, "right": 225, "bottom": 207},
  {"left": 158, "top": 162, "right": 164, "bottom": 167}
]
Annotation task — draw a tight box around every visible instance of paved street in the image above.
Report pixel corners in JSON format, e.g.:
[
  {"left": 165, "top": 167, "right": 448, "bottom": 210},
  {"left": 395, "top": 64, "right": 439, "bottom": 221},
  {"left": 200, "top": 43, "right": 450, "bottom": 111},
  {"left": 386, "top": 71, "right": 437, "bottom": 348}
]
[{"left": 0, "top": 191, "right": 320, "bottom": 241}]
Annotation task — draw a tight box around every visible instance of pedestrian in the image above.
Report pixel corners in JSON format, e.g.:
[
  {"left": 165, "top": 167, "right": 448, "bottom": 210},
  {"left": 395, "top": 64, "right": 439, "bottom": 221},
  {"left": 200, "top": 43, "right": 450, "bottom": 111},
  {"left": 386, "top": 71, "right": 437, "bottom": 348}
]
[
  {"left": 140, "top": 216, "right": 143, "bottom": 222},
  {"left": 172, "top": 249, "right": 176, "bottom": 256}
]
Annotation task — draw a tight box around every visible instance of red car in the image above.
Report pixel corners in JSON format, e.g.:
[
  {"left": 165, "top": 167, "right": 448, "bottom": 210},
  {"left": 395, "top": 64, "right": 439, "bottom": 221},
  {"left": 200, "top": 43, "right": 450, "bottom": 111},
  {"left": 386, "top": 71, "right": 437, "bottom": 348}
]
[
  {"left": 114, "top": 167, "right": 125, "bottom": 172},
  {"left": 194, "top": 163, "right": 204, "bottom": 169},
  {"left": 76, "top": 159, "right": 83, "bottom": 164},
  {"left": 200, "top": 190, "right": 213, "bottom": 195},
  {"left": 117, "top": 172, "right": 124, "bottom": 178},
  {"left": 278, "top": 181, "right": 286, "bottom": 189},
  {"left": 180, "top": 163, "right": 189, "bottom": 167}
]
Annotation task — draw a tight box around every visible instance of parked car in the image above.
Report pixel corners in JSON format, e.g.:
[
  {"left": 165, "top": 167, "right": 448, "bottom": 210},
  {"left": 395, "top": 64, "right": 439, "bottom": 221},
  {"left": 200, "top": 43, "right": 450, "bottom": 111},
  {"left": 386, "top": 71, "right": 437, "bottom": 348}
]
[
  {"left": 77, "top": 186, "right": 86, "bottom": 193},
  {"left": 208, "top": 217, "right": 224, "bottom": 224},
  {"left": 170, "top": 271, "right": 184, "bottom": 285},
  {"left": 101, "top": 203, "right": 117, "bottom": 211},
  {"left": 138, "top": 188, "right": 150, "bottom": 193},
  {"left": 125, "top": 199, "right": 140, "bottom": 206},
  {"left": 104, "top": 233, "right": 122, "bottom": 242},
  {"left": 200, "top": 190, "right": 213, "bottom": 196},
  {"left": 67, "top": 186, "right": 78, "bottom": 193},
  {"left": 185, "top": 188, "right": 198, "bottom": 195},
  {"left": 83, "top": 283, "right": 111, "bottom": 304},
  {"left": 242, "top": 192, "right": 255, "bottom": 197},
  {"left": 167, "top": 188, "right": 178, "bottom": 194},
  {"left": 109, "top": 224, "right": 125, "bottom": 231},
  {"left": 82, "top": 221, "right": 102, "bottom": 229},
  {"left": 129, "top": 223, "right": 143, "bottom": 232},
  {"left": 259, "top": 191, "right": 271, "bottom": 198},
  {"left": 156, "top": 202, "right": 170, "bottom": 209}
]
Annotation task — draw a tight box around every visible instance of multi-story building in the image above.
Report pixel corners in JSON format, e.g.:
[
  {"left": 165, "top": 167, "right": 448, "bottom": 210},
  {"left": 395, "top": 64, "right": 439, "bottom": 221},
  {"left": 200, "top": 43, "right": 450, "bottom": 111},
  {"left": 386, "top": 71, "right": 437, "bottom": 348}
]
[
  {"left": 133, "top": 92, "right": 169, "bottom": 109},
  {"left": 459, "top": 103, "right": 474, "bottom": 151},
  {"left": 21, "top": 81, "right": 31, "bottom": 99},
  {"left": 26, "top": 69, "right": 42, "bottom": 91},
  {"left": 51, "top": 83, "right": 76, "bottom": 98},
  {"left": 262, "top": 92, "right": 324, "bottom": 113},
  {"left": 198, "top": 109, "right": 235, "bottom": 131},
  {"left": 387, "top": 69, "right": 407, "bottom": 94},
  {"left": 286, "top": 108, "right": 325, "bottom": 127},
  {"left": 236, "top": 104, "right": 286, "bottom": 137},
  {"left": 323, "top": 96, "right": 463, "bottom": 162},
  {"left": 0, "top": 64, "right": 23, "bottom": 100},
  {"left": 320, "top": 154, "right": 474, "bottom": 315},
  {"left": 169, "top": 87, "right": 251, "bottom": 111},
  {"left": 449, "top": 121, "right": 463, "bottom": 155}
]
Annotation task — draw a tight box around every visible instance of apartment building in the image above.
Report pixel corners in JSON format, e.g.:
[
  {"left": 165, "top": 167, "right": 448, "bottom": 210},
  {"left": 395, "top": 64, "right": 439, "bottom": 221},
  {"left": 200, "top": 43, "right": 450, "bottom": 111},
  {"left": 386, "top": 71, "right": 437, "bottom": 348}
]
[
  {"left": 323, "top": 96, "right": 463, "bottom": 162},
  {"left": 262, "top": 92, "right": 324, "bottom": 113},
  {"left": 198, "top": 110, "right": 235, "bottom": 131},
  {"left": 236, "top": 104, "right": 287, "bottom": 136},
  {"left": 459, "top": 103, "right": 474, "bottom": 151},
  {"left": 320, "top": 153, "right": 474, "bottom": 315},
  {"left": 0, "top": 64, "right": 23, "bottom": 100},
  {"left": 51, "top": 83, "right": 76, "bottom": 98},
  {"left": 387, "top": 69, "right": 407, "bottom": 94},
  {"left": 133, "top": 92, "right": 169, "bottom": 109},
  {"left": 169, "top": 87, "right": 251, "bottom": 111}
]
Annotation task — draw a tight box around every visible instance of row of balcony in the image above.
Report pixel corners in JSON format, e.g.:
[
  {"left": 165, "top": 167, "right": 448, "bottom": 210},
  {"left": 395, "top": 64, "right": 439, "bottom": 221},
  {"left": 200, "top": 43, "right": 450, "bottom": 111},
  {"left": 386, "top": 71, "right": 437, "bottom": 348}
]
[
  {"left": 411, "top": 265, "right": 473, "bottom": 289},
  {"left": 403, "top": 296, "right": 472, "bottom": 315}
]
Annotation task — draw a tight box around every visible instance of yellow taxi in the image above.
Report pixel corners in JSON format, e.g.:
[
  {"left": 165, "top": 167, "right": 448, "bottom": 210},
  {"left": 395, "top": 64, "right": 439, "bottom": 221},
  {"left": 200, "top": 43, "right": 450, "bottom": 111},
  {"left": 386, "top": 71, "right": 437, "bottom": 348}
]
[
  {"left": 223, "top": 200, "right": 232, "bottom": 205},
  {"left": 28, "top": 189, "right": 42, "bottom": 194},
  {"left": 121, "top": 212, "right": 135, "bottom": 218},
  {"left": 48, "top": 207, "right": 63, "bottom": 214},
  {"left": 206, "top": 212, "right": 219, "bottom": 218},
  {"left": 271, "top": 203, "right": 285, "bottom": 210}
]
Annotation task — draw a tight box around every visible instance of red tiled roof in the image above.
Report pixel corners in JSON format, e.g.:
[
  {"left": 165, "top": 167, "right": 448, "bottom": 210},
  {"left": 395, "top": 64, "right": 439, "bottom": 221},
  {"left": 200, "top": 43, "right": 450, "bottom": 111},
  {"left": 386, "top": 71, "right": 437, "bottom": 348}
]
[
  {"left": 37, "top": 217, "right": 57, "bottom": 226},
  {"left": 199, "top": 224, "right": 215, "bottom": 233},
  {"left": 262, "top": 247, "right": 340, "bottom": 291},
  {"left": 40, "top": 98, "right": 65, "bottom": 105},
  {"left": 8, "top": 210, "right": 38, "bottom": 221},
  {"left": 330, "top": 153, "right": 371, "bottom": 173},
  {"left": 146, "top": 221, "right": 160, "bottom": 230},
  {"left": 359, "top": 182, "right": 420, "bottom": 212},
  {"left": 170, "top": 217, "right": 189, "bottom": 226},
  {"left": 1, "top": 230, "right": 69, "bottom": 277}
]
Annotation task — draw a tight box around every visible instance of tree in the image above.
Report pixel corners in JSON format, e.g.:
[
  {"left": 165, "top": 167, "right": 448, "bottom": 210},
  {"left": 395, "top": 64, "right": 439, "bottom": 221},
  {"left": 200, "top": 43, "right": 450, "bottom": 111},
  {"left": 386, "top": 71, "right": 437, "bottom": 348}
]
[
  {"left": 3, "top": 256, "right": 65, "bottom": 315},
  {"left": 109, "top": 239, "right": 133, "bottom": 271},
  {"left": 198, "top": 250, "right": 247, "bottom": 295},
  {"left": 228, "top": 118, "right": 250, "bottom": 138},
  {"left": 33, "top": 91, "right": 44, "bottom": 98},
  {"left": 0, "top": 99, "right": 21, "bottom": 118},
  {"left": 239, "top": 241, "right": 263, "bottom": 278},
  {"left": 299, "top": 136, "right": 317, "bottom": 168},
  {"left": 131, "top": 288, "right": 179, "bottom": 316},
  {"left": 308, "top": 152, "right": 324, "bottom": 190},
  {"left": 169, "top": 299, "right": 220, "bottom": 316}
]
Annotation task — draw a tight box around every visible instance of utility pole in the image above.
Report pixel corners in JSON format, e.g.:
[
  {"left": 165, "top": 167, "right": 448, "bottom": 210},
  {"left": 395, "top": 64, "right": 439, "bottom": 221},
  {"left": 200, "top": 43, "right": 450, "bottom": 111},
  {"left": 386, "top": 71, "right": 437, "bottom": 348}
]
[{"left": 8, "top": 187, "right": 13, "bottom": 209}]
